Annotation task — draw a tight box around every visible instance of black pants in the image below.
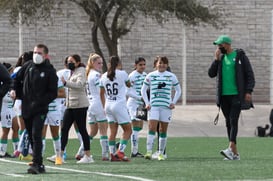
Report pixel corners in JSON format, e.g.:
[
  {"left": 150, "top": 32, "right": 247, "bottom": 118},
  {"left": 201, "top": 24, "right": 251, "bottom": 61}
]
[
  {"left": 220, "top": 95, "right": 241, "bottom": 144},
  {"left": 61, "top": 107, "right": 89, "bottom": 151},
  {"left": 24, "top": 114, "right": 46, "bottom": 166}
]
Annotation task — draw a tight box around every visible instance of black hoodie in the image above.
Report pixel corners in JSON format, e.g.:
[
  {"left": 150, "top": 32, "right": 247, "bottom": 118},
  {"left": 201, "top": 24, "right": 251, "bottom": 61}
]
[{"left": 13, "top": 60, "right": 58, "bottom": 119}]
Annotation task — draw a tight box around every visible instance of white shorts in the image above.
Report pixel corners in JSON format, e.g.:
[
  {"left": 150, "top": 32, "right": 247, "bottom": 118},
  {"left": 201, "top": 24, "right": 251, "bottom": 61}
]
[
  {"left": 127, "top": 102, "right": 142, "bottom": 121},
  {"left": 13, "top": 99, "right": 22, "bottom": 117},
  {"left": 87, "top": 102, "right": 107, "bottom": 124},
  {"left": 148, "top": 107, "right": 172, "bottom": 123},
  {"left": 105, "top": 102, "right": 131, "bottom": 125},
  {"left": 1, "top": 107, "right": 15, "bottom": 128},
  {"left": 44, "top": 111, "right": 62, "bottom": 126}
]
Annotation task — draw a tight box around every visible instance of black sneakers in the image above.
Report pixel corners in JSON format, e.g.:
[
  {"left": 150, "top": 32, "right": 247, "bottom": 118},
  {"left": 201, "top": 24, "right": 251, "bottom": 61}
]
[
  {"left": 131, "top": 152, "right": 144, "bottom": 158},
  {"left": 27, "top": 164, "right": 46, "bottom": 174}
]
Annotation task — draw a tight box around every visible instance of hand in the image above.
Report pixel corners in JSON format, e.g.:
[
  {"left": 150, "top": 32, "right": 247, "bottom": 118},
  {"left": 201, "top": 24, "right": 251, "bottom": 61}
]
[
  {"left": 214, "top": 48, "right": 221, "bottom": 61},
  {"left": 61, "top": 76, "right": 66, "bottom": 85},
  {"left": 169, "top": 103, "right": 175, "bottom": 109},
  {"left": 245, "top": 93, "right": 252, "bottom": 102},
  {"left": 145, "top": 104, "right": 151, "bottom": 111},
  {"left": 10, "top": 90, "right": 16, "bottom": 99}
]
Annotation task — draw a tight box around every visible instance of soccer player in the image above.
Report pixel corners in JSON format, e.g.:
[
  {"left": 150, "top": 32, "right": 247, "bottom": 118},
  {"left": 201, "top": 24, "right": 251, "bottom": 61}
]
[
  {"left": 43, "top": 74, "right": 65, "bottom": 165},
  {"left": 141, "top": 56, "right": 181, "bottom": 161},
  {"left": 85, "top": 53, "right": 109, "bottom": 160},
  {"left": 100, "top": 56, "right": 132, "bottom": 161},
  {"left": 127, "top": 57, "right": 147, "bottom": 157}
]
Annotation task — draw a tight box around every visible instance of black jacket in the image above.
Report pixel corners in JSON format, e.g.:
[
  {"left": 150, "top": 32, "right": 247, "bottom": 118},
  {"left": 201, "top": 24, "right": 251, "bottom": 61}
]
[
  {"left": 0, "top": 63, "right": 11, "bottom": 111},
  {"left": 13, "top": 60, "right": 58, "bottom": 119},
  {"left": 208, "top": 49, "right": 255, "bottom": 108}
]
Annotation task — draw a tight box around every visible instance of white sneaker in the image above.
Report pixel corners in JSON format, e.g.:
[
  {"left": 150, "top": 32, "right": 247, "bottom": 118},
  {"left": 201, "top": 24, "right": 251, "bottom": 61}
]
[
  {"left": 220, "top": 148, "right": 234, "bottom": 160},
  {"left": 46, "top": 155, "right": 56, "bottom": 163},
  {"left": 152, "top": 151, "right": 167, "bottom": 160},
  {"left": 77, "top": 155, "right": 94, "bottom": 164},
  {"left": 233, "top": 154, "right": 240, "bottom": 160}
]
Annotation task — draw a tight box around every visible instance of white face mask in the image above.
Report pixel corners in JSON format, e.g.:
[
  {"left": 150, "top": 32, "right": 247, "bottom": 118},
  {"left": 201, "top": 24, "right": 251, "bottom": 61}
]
[{"left": 33, "top": 53, "right": 44, "bottom": 64}]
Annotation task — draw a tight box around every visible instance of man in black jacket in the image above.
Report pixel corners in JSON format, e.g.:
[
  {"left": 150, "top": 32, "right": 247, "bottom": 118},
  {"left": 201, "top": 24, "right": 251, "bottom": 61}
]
[
  {"left": 0, "top": 63, "right": 11, "bottom": 112},
  {"left": 11, "top": 44, "right": 58, "bottom": 174},
  {"left": 208, "top": 35, "right": 255, "bottom": 161}
]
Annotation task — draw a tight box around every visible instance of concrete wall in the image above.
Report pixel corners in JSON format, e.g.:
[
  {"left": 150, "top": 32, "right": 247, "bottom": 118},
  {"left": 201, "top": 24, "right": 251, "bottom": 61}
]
[{"left": 0, "top": 0, "right": 271, "bottom": 103}]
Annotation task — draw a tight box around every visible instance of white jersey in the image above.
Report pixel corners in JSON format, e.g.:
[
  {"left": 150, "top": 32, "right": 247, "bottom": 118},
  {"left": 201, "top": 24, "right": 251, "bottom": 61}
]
[
  {"left": 100, "top": 70, "right": 129, "bottom": 104},
  {"left": 2, "top": 92, "right": 14, "bottom": 109},
  {"left": 56, "top": 68, "right": 71, "bottom": 114},
  {"left": 127, "top": 70, "right": 147, "bottom": 106},
  {"left": 48, "top": 76, "right": 64, "bottom": 112},
  {"left": 143, "top": 70, "right": 180, "bottom": 108},
  {"left": 86, "top": 69, "right": 102, "bottom": 102}
]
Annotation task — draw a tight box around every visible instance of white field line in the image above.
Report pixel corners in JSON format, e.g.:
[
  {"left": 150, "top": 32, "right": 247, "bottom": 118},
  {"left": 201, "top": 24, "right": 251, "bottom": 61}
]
[
  {"left": 0, "top": 158, "right": 155, "bottom": 181},
  {"left": 0, "top": 172, "right": 25, "bottom": 177}
]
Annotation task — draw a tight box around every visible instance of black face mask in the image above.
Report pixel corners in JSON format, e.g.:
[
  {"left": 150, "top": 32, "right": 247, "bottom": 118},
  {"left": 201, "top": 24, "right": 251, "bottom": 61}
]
[
  {"left": 68, "top": 62, "right": 75, "bottom": 70},
  {"left": 219, "top": 47, "right": 227, "bottom": 54}
]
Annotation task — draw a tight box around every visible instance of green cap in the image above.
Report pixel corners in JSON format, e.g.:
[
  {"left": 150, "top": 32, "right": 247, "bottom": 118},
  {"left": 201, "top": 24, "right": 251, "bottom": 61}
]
[{"left": 213, "top": 35, "right": 232, "bottom": 45}]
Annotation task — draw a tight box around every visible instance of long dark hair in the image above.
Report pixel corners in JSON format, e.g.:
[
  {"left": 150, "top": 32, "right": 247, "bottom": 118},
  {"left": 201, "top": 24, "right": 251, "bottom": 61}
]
[
  {"left": 107, "top": 56, "right": 120, "bottom": 81},
  {"left": 70, "top": 54, "right": 85, "bottom": 67},
  {"left": 15, "top": 51, "right": 33, "bottom": 67}
]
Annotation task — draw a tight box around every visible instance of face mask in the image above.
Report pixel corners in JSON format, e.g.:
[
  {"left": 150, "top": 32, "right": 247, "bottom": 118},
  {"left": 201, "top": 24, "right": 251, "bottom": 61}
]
[
  {"left": 68, "top": 62, "right": 75, "bottom": 70},
  {"left": 219, "top": 47, "right": 227, "bottom": 54},
  {"left": 33, "top": 54, "right": 44, "bottom": 64}
]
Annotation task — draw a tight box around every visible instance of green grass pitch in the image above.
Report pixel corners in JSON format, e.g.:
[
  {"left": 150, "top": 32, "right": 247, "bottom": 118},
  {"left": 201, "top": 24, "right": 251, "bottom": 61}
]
[{"left": 0, "top": 137, "right": 272, "bottom": 181}]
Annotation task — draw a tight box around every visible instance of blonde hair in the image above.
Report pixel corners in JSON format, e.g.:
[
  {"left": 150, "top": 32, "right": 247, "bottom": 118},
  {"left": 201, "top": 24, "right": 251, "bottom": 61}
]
[{"left": 86, "top": 53, "right": 101, "bottom": 76}]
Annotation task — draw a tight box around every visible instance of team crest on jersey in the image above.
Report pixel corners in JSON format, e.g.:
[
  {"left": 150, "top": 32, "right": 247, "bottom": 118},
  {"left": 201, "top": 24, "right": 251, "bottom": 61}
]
[{"left": 40, "top": 72, "right": 45, "bottom": 77}]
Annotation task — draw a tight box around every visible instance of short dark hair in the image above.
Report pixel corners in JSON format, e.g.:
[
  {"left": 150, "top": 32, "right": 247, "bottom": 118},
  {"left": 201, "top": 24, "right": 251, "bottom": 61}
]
[{"left": 36, "top": 44, "right": 49, "bottom": 54}]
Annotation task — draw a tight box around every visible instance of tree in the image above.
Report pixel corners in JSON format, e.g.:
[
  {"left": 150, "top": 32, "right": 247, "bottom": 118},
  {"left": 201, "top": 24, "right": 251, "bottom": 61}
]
[{"left": 0, "top": 0, "right": 224, "bottom": 71}]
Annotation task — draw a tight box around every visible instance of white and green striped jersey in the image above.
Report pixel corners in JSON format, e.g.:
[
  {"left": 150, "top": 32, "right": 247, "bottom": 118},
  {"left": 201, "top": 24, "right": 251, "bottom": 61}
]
[
  {"left": 127, "top": 70, "right": 147, "bottom": 105},
  {"left": 142, "top": 70, "right": 180, "bottom": 108}
]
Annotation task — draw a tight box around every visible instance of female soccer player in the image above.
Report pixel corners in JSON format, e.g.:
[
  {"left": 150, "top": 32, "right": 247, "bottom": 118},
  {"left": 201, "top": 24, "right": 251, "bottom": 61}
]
[
  {"left": 100, "top": 56, "right": 132, "bottom": 161},
  {"left": 141, "top": 56, "right": 181, "bottom": 161}
]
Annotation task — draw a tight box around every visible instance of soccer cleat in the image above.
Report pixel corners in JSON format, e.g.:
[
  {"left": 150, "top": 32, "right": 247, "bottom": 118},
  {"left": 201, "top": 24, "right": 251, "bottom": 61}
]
[
  {"left": 76, "top": 155, "right": 94, "bottom": 164},
  {"left": 110, "top": 153, "right": 121, "bottom": 162},
  {"left": 220, "top": 148, "right": 234, "bottom": 160},
  {"left": 131, "top": 152, "right": 144, "bottom": 158},
  {"left": 13, "top": 150, "right": 21, "bottom": 158},
  {"left": 144, "top": 151, "right": 152, "bottom": 160},
  {"left": 63, "top": 152, "right": 67, "bottom": 161},
  {"left": 158, "top": 153, "right": 165, "bottom": 161},
  {"left": 223, "top": 153, "right": 240, "bottom": 161},
  {"left": 116, "top": 151, "right": 130, "bottom": 162},
  {"left": 19, "top": 153, "right": 33, "bottom": 161},
  {"left": 75, "top": 154, "right": 84, "bottom": 160},
  {"left": 55, "top": 156, "right": 63, "bottom": 165},
  {"left": 102, "top": 157, "right": 109, "bottom": 161},
  {"left": 46, "top": 155, "right": 56, "bottom": 163},
  {"left": 152, "top": 151, "right": 167, "bottom": 160},
  {"left": 75, "top": 147, "right": 84, "bottom": 160}
]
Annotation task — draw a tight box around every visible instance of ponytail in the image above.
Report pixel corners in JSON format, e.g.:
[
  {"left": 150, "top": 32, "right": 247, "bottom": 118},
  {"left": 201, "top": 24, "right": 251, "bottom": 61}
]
[{"left": 107, "top": 56, "right": 120, "bottom": 81}]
